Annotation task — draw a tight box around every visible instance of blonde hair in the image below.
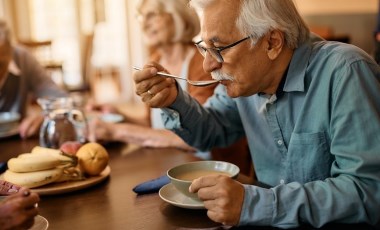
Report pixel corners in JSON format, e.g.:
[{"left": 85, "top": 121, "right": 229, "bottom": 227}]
[
  {"left": 190, "top": 0, "right": 309, "bottom": 49},
  {"left": 0, "top": 19, "right": 12, "bottom": 59},
  {"left": 136, "top": 0, "right": 200, "bottom": 43},
  {"left": 0, "top": 19, "right": 11, "bottom": 46}
]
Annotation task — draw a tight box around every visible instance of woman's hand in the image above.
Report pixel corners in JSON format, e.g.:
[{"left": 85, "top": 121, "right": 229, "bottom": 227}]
[
  {"left": 87, "top": 118, "right": 114, "bottom": 143},
  {"left": 141, "top": 129, "right": 196, "bottom": 152},
  {"left": 0, "top": 187, "right": 40, "bottom": 230},
  {"left": 134, "top": 63, "right": 178, "bottom": 108},
  {"left": 18, "top": 114, "right": 44, "bottom": 139}
]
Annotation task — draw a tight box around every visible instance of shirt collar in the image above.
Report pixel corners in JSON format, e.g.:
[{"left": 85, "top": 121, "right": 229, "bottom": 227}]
[
  {"left": 258, "top": 42, "right": 311, "bottom": 99},
  {"left": 282, "top": 38, "right": 314, "bottom": 93}
]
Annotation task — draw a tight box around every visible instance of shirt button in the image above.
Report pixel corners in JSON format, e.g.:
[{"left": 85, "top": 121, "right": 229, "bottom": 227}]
[
  {"left": 277, "top": 140, "right": 283, "bottom": 146},
  {"left": 280, "top": 179, "right": 285, "bottom": 184}
]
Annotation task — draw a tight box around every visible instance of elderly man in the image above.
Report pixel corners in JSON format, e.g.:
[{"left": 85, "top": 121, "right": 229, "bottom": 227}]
[
  {"left": 133, "top": 0, "right": 380, "bottom": 228},
  {"left": 0, "top": 20, "right": 67, "bottom": 138}
]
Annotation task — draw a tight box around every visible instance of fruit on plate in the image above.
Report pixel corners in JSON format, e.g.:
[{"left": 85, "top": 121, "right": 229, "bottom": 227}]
[
  {"left": 59, "top": 141, "right": 83, "bottom": 155},
  {"left": 5, "top": 146, "right": 82, "bottom": 188},
  {"left": 7, "top": 153, "right": 76, "bottom": 173},
  {"left": 31, "top": 146, "right": 78, "bottom": 163},
  {"left": 4, "top": 167, "right": 64, "bottom": 188},
  {"left": 76, "top": 142, "right": 109, "bottom": 176}
]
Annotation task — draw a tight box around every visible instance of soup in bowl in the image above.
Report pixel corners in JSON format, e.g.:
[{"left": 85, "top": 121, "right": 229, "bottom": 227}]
[{"left": 167, "top": 161, "right": 240, "bottom": 200}]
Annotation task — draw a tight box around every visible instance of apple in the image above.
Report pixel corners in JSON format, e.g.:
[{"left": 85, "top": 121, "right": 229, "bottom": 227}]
[{"left": 60, "top": 141, "right": 83, "bottom": 155}]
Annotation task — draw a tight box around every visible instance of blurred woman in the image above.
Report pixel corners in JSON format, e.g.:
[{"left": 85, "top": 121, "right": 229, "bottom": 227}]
[
  {"left": 87, "top": 0, "right": 251, "bottom": 175},
  {"left": 88, "top": 0, "right": 214, "bottom": 153}
]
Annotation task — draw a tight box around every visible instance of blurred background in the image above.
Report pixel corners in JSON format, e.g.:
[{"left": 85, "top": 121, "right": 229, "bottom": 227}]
[{"left": 0, "top": 0, "right": 377, "bottom": 106}]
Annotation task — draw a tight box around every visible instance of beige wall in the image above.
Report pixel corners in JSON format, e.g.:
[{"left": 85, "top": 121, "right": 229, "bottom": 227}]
[
  {"left": 294, "top": 0, "right": 377, "bottom": 15},
  {"left": 126, "top": 0, "right": 148, "bottom": 103},
  {"left": 294, "top": 0, "right": 378, "bottom": 55}
]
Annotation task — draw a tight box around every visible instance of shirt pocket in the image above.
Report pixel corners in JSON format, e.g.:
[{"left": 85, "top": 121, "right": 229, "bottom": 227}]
[{"left": 287, "top": 132, "right": 333, "bottom": 183}]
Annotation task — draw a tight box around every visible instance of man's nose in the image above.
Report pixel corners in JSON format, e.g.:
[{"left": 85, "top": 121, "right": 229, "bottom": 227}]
[{"left": 202, "top": 52, "right": 222, "bottom": 73}]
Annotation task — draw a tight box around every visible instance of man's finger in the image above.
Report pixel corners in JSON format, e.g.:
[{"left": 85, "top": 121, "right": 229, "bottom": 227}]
[{"left": 189, "top": 175, "right": 219, "bottom": 193}]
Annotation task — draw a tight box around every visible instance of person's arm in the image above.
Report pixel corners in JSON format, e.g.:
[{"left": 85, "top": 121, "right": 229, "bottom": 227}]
[
  {"left": 133, "top": 64, "right": 244, "bottom": 149},
  {"left": 14, "top": 46, "right": 67, "bottom": 138},
  {"left": 18, "top": 115, "right": 43, "bottom": 139},
  {"left": 15, "top": 46, "right": 67, "bottom": 99},
  {"left": 87, "top": 118, "right": 195, "bottom": 151},
  {"left": 162, "top": 84, "right": 245, "bottom": 151},
  {"left": 85, "top": 98, "right": 151, "bottom": 127}
]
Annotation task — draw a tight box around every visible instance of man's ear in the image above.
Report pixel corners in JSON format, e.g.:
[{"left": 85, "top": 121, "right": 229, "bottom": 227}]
[{"left": 266, "top": 30, "right": 285, "bottom": 60}]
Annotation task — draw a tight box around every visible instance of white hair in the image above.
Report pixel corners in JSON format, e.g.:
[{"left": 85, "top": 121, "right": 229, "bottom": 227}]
[
  {"left": 137, "top": 0, "right": 200, "bottom": 43},
  {"left": 190, "top": 0, "right": 309, "bottom": 49}
]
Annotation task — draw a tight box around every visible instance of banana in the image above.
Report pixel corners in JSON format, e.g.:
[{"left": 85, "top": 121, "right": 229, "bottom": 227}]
[
  {"left": 7, "top": 154, "right": 62, "bottom": 173},
  {"left": 31, "top": 146, "right": 61, "bottom": 156},
  {"left": 3, "top": 168, "right": 63, "bottom": 188},
  {"left": 55, "top": 167, "right": 85, "bottom": 183},
  {"left": 31, "top": 146, "right": 78, "bottom": 166}
]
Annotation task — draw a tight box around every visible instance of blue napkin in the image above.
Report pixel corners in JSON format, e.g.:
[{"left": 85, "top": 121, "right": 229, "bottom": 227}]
[
  {"left": 0, "top": 162, "right": 6, "bottom": 174},
  {"left": 133, "top": 175, "right": 170, "bottom": 195}
]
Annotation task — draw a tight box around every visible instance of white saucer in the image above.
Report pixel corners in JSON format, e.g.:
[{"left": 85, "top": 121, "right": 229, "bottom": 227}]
[
  {"left": 159, "top": 183, "right": 205, "bottom": 209},
  {"left": 30, "top": 215, "right": 49, "bottom": 230},
  {"left": 0, "top": 197, "right": 48, "bottom": 229},
  {"left": 100, "top": 113, "right": 124, "bottom": 123},
  {"left": 0, "top": 126, "right": 19, "bottom": 138}
]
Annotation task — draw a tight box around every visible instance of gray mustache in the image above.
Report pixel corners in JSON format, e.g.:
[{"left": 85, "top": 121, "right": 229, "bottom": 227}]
[{"left": 211, "top": 70, "right": 234, "bottom": 81}]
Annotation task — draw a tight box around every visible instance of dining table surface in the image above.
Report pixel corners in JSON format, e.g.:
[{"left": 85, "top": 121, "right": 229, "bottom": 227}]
[{"left": 0, "top": 135, "right": 378, "bottom": 230}]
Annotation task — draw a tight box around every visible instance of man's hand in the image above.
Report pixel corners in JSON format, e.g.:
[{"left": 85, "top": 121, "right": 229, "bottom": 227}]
[
  {"left": 0, "top": 180, "right": 21, "bottom": 195},
  {"left": 189, "top": 175, "right": 245, "bottom": 226},
  {"left": 0, "top": 188, "right": 40, "bottom": 230},
  {"left": 133, "top": 63, "right": 178, "bottom": 108},
  {"left": 19, "top": 114, "right": 44, "bottom": 139}
]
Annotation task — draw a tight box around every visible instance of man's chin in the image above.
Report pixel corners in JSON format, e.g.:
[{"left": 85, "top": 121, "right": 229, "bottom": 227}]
[{"left": 223, "top": 84, "right": 240, "bottom": 98}]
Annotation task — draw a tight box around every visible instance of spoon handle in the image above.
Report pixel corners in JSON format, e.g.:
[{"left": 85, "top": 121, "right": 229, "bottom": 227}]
[{"left": 132, "top": 66, "right": 187, "bottom": 81}]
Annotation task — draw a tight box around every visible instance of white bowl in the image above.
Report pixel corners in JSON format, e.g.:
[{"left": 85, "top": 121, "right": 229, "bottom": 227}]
[
  {"left": 0, "top": 112, "right": 20, "bottom": 132},
  {"left": 167, "top": 161, "right": 240, "bottom": 200}
]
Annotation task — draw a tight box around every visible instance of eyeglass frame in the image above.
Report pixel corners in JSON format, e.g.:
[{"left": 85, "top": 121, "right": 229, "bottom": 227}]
[{"left": 195, "top": 35, "right": 254, "bottom": 63}]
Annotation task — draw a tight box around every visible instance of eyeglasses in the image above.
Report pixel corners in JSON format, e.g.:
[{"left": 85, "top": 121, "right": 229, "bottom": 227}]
[{"left": 195, "top": 35, "right": 253, "bottom": 63}]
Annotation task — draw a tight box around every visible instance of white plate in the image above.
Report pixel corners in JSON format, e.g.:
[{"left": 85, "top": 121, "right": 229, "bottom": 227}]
[
  {"left": 0, "top": 125, "right": 19, "bottom": 138},
  {"left": 86, "top": 112, "right": 124, "bottom": 123},
  {"left": 159, "top": 183, "right": 205, "bottom": 209},
  {"left": 30, "top": 215, "right": 49, "bottom": 230}
]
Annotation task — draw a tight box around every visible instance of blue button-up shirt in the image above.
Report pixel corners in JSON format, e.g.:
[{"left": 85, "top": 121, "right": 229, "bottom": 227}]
[{"left": 162, "top": 38, "right": 380, "bottom": 228}]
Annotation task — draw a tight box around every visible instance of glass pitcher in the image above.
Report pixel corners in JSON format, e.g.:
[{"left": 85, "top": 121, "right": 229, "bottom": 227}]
[{"left": 37, "top": 97, "right": 87, "bottom": 148}]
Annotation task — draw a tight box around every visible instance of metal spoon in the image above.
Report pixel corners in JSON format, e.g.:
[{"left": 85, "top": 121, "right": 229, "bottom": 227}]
[{"left": 132, "top": 66, "right": 219, "bottom": 87}]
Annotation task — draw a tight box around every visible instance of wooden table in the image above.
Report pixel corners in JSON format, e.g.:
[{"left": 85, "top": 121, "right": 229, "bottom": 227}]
[
  {"left": 0, "top": 136, "right": 222, "bottom": 230},
  {"left": 0, "top": 136, "right": 377, "bottom": 230}
]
